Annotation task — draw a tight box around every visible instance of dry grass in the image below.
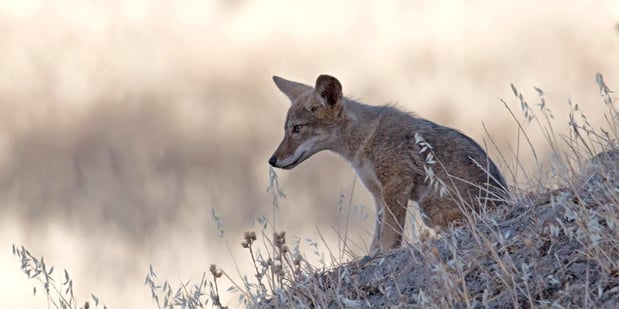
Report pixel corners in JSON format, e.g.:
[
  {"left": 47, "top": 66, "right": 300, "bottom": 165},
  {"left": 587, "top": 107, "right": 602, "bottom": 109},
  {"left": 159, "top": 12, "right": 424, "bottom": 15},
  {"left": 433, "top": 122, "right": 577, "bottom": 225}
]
[
  {"left": 212, "top": 74, "right": 618, "bottom": 308},
  {"left": 3, "top": 2, "right": 618, "bottom": 307},
  {"left": 13, "top": 75, "right": 619, "bottom": 308}
]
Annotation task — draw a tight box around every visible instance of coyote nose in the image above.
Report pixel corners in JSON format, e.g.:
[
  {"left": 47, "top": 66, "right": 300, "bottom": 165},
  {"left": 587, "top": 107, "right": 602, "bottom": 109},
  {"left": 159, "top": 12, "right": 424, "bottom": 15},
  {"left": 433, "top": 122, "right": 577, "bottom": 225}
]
[{"left": 268, "top": 156, "right": 277, "bottom": 166}]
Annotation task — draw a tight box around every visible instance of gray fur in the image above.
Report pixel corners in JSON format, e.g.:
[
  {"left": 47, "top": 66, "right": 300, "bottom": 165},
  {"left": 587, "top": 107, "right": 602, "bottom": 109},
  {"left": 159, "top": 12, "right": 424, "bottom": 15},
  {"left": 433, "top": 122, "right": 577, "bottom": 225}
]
[{"left": 269, "top": 74, "right": 508, "bottom": 254}]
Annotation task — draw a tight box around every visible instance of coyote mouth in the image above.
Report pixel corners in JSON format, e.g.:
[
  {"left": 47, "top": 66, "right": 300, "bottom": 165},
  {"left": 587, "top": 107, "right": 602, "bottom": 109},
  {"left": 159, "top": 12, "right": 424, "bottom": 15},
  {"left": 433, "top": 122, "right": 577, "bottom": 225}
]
[{"left": 281, "top": 151, "right": 306, "bottom": 169}]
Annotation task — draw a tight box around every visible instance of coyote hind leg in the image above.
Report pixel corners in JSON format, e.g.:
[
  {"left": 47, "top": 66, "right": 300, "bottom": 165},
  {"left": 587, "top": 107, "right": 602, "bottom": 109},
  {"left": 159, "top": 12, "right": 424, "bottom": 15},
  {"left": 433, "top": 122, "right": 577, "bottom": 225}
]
[
  {"left": 404, "top": 183, "right": 437, "bottom": 243},
  {"left": 405, "top": 200, "right": 439, "bottom": 244}
]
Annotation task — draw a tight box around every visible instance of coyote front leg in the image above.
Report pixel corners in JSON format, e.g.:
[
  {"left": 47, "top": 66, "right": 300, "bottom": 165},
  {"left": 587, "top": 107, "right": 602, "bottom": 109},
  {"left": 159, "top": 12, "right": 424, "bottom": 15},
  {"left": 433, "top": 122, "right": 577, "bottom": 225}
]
[
  {"left": 369, "top": 195, "right": 386, "bottom": 255},
  {"left": 369, "top": 179, "right": 413, "bottom": 254},
  {"left": 381, "top": 179, "right": 414, "bottom": 251}
]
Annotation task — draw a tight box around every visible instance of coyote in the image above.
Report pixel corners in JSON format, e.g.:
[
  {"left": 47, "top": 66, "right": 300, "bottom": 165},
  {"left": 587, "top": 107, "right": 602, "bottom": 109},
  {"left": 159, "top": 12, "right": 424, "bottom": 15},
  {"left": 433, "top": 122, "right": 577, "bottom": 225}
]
[{"left": 268, "top": 74, "right": 507, "bottom": 254}]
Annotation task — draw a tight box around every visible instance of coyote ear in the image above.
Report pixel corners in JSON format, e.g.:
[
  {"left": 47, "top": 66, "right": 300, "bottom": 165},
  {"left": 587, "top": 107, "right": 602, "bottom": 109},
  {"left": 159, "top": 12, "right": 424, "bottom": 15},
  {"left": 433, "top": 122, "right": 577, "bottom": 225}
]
[
  {"left": 315, "top": 75, "right": 342, "bottom": 107},
  {"left": 273, "top": 76, "right": 313, "bottom": 103}
]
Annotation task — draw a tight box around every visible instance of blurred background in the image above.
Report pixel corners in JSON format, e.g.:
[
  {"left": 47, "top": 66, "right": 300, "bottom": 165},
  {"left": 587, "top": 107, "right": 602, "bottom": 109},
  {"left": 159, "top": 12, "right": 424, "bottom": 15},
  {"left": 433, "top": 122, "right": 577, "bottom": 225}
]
[{"left": 0, "top": 0, "right": 618, "bottom": 307}]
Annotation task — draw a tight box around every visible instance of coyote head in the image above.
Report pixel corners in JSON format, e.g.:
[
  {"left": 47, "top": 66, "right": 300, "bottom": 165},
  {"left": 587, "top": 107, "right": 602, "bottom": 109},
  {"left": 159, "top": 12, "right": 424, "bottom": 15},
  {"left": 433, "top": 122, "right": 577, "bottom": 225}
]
[{"left": 268, "top": 74, "right": 344, "bottom": 169}]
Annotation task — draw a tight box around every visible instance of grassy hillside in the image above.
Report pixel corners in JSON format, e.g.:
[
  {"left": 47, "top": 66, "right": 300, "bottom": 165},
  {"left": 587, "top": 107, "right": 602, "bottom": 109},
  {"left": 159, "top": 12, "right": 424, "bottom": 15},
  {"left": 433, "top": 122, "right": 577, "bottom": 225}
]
[
  {"left": 252, "top": 156, "right": 619, "bottom": 307},
  {"left": 13, "top": 76, "right": 619, "bottom": 308}
]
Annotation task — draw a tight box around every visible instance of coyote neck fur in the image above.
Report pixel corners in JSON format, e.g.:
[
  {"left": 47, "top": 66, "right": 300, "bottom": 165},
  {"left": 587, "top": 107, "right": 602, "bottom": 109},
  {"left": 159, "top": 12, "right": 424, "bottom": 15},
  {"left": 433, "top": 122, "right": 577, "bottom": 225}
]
[{"left": 330, "top": 99, "right": 385, "bottom": 167}]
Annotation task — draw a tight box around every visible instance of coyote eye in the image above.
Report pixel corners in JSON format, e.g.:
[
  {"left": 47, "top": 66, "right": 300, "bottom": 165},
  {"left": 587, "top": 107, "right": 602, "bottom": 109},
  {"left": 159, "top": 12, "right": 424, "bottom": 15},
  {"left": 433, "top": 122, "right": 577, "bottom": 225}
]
[{"left": 292, "top": 125, "right": 302, "bottom": 133}]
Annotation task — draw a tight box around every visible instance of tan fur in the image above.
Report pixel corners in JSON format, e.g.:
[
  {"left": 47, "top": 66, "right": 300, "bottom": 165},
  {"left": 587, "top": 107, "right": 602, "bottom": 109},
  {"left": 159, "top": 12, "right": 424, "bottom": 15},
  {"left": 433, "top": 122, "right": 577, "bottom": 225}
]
[{"left": 269, "top": 74, "right": 508, "bottom": 255}]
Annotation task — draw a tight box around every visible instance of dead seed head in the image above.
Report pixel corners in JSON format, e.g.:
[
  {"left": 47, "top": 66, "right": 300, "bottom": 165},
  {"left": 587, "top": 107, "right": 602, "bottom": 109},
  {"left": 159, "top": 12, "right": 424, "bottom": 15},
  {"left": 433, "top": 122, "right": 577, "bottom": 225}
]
[
  {"left": 244, "top": 231, "right": 257, "bottom": 243},
  {"left": 274, "top": 231, "right": 286, "bottom": 247},
  {"left": 209, "top": 264, "right": 222, "bottom": 278},
  {"left": 272, "top": 264, "right": 283, "bottom": 276},
  {"left": 212, "top": 295, "right": 221, "bottom": 306}
]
